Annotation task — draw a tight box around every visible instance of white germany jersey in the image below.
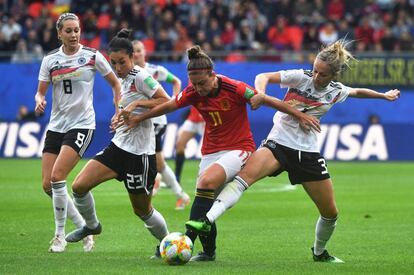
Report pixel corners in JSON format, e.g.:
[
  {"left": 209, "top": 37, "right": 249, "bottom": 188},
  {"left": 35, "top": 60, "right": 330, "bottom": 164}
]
[
  {"left": 38, "top": 45, "right": 112, "bottom": 133},
  {"left": 267, "top": 69, "right": 351, "bottom": 152},
  {"left": 112, "top": 66, "right": 160, "bottom": 155},
  {"left": 143, "top": 62, "right": 170, "bottom": 125}
]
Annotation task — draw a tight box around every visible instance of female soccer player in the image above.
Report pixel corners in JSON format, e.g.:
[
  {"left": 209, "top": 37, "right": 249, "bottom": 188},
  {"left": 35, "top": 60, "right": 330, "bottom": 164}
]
[
  {"left": 116, "top": 45, "right": 319, "bottom": 261},
  {"left": 186, "top": 40, "right": 401, "bottom": 263},
  {"left": 132, "top": 40, "right": 190, "bottom": 210},
  {"left": 64, "top": 29, "right": 170, "bottom": 258},
  {"left": 35, "top": 13, "right": 121, "bottom": 253}
]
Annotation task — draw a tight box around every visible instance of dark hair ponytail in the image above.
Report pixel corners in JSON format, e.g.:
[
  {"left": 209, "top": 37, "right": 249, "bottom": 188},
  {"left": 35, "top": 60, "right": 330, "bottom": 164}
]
[
  {"left": 108, "top": 28, "right": 133, "bottom": 56},
  {"left": 187, "top": 45, "right": 214, "bottom": 74}
]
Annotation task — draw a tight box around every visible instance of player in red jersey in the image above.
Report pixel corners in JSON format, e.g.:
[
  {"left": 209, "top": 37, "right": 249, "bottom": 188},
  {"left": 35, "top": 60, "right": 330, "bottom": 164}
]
[{"left": 116, "top": 45, "right": 319, "bottom": 261}]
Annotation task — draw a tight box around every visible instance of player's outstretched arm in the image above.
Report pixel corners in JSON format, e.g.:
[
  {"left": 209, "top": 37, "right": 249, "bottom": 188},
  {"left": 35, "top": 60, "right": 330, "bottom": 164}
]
[
  {"left": 117, "top": 99, "right": 179, "bottom": 132},
  {"left": 254, "top": 72, "right": 282, "bottom": 93},
  {"left": 348, "top": 88, "right": 400, "bottom": 101},
  {"left": 262, "top": 95, "right": 321, "bottom": 132},
  {"left": 127, "top": 87, "right": 171, "bottom": 112}
]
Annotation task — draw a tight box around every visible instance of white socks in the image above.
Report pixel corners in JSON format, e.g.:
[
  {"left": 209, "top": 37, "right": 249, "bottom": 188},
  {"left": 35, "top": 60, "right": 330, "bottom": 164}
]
[
  {"left": 313, "top": 216, "right": 337, "bottom": 255},
  {"left": 46, "top": 187, "right": 85, "bottom": 230},
  {"left": 73, "top": 192, "right": 100, "bottom": 229},
  {"left": 206, "top": 176, "right": 249, "bottom": 223},
  {"left": 141, "top": 208, "right": 169, "bottom": 241},
  {"left": 66, "top": 195, "right": 86, "bottom": 229},
  {"left": 51, "top": 181, "right": 68, "bottom": 236},
  {"left": 160, "top": 164, "right": 183, "bottom": 199}
]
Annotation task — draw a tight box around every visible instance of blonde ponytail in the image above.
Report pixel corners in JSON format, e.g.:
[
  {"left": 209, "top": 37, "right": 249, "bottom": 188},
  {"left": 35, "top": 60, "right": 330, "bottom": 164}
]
[{"left": 317, "top": 39, "right": 356, "bottom": 76}]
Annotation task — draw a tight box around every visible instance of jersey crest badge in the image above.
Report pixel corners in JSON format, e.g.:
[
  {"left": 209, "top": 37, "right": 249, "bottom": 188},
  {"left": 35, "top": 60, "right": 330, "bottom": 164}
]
[
  {"left": 325, "top": 94, "right": 332, "bottom": 101},
  {"left": 220, "top": 99, "right": 231, "bottom": 111},
  {"left": 78, "top": 57, "right": 86, "bottom": 65}
]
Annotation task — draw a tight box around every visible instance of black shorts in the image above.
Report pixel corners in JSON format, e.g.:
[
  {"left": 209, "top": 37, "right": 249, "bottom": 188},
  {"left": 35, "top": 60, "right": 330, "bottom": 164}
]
[
  {"left": 42, "top": 129, "right": 94, "bottom": 157},
  {"left": 154, "top": 123, "right": 166, "bottom": 153},
  {"left": 94, "top": 142, "right": 157, "bottom": 194},
  {"left": 262, "top": 140, "right": 330, "bottom": 185}
]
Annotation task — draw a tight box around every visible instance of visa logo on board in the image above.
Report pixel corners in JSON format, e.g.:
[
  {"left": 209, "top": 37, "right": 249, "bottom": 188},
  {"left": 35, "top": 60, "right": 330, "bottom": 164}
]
[
  {"left": 0, "top": 122, "right": 388, "bottom": 160},
  {"left": 318, "top": 124, "right": 388, "bottom": 160}
]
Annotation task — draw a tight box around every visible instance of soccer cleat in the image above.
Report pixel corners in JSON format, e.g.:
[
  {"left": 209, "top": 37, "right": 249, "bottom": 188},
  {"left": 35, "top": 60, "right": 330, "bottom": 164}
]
[
  {"left": 190, "top": 251, "right": 216, "bottom": 262},
  {"left": 175, "top": 192, "right": 191, "bottom": 210},
  {"left": 65, "top": 223, "right": 102, "bottom": 243},
  {"left": 150, "top": 245, "right": 161, "bottom": 259},
  {"left": 82, "top": 235, "right": 95, "bottom": 252},
  {"left": 311, "top": 247, "right": 344, "bottom": 263},
  {"left": 185, "top": 218, "right": 211, "bottom": 235},
  {"left": 48, "top": 235, "right": 67, "bottom": 253}
]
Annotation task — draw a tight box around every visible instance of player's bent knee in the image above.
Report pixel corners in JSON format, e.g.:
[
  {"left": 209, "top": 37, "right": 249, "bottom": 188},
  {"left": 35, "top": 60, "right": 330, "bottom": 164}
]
[
  {"left": 50, "top": 172, "right": 66, "bottom": 183},
  {"left": 322, "top": 207, "right": 338, "bottom": 220},
  {"left": 197, "top": 178, "right": 219, "bottom": 190},
  {"left": 71, "top": 179, "right": 89, "bottom": 194},
  {"left": 42, "top": 180, "right": 52, "bottom": 192},
  {"left": 133, "top": 206, "right": 151, "bottom": 218}
]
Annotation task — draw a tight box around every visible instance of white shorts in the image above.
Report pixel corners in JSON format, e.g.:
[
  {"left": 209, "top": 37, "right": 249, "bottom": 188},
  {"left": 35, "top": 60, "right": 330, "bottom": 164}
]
[
  {"left": 198, "top": 150, "right": 252, "bottom": 183},
  {"left": 179, "top": 120, "right": 205, "bottom": 136}
]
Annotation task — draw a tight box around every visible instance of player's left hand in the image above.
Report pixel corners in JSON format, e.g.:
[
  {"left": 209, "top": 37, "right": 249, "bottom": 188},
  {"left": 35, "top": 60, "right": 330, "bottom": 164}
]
[{"left": 384, "top": 89, "right": 400, "bottom": 101}]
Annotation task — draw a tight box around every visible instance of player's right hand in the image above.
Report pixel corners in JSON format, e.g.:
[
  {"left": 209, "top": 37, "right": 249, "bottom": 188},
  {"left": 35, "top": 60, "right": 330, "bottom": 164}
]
[
  {"left": 35, "top": 94, "right": 46, "bottom": 114},
  {"left": 298, "top": 113, "right": 321, "bottom": 133}
]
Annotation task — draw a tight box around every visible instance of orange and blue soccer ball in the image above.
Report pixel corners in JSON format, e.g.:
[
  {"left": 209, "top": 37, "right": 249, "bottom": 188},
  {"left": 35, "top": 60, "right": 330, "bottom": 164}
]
[{"left": 160, "top": 232, "right": 193, "bottom": 265}]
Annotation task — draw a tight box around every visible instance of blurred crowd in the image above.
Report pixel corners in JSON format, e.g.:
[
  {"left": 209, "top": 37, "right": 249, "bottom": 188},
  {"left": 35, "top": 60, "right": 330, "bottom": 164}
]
[{"left": 1, "top": 0, "right": 414, "bottom": 63}]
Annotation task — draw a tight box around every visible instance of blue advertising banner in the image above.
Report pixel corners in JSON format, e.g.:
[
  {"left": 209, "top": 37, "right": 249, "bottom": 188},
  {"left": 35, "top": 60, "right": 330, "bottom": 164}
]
[{"left": 1, "top": 121, "right": 413, "bottom": 160}]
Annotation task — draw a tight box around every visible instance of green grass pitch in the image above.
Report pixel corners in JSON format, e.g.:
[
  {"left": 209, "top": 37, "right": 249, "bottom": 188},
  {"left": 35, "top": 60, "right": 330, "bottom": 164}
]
[{"left": 0, "top": 159, "right": 413, "bottom": 274}]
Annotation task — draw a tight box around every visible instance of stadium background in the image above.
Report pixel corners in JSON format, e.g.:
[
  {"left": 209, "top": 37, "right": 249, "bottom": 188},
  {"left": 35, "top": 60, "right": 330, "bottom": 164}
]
[{"left": 0, "top": 2, "right": 413, "bottom": 274}]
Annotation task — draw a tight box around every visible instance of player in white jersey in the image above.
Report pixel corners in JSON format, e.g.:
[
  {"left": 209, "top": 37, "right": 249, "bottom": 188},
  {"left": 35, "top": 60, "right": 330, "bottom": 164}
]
[
  {"left": 65, "top": 29, "right": 170, "bottom": 259},
  {"left": 132, "top": 40, "right": 190, "bottom": 210},
  {"left": 34, "top": 13, "right": 121, "bottom": 253},
  {"left": 186, "top": 40, "right": 400, "bottom": 263}
]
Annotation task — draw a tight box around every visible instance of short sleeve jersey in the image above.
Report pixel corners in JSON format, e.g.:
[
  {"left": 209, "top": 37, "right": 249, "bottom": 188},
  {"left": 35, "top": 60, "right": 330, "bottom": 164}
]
[
  {"left": 267, "top": 69, "right": 351, "bottom": 152},
  {"left": 112, "top": 66, "right": 160, "bottom": 155},
  {"left": 144, "top": 62, "right": 171, "bottom": 125},
  {"left": 38, "top": 45, "right": 112, "bottom": 133},
  {"left": 175, "top": 74, "right": 256, "bottom": 155}
]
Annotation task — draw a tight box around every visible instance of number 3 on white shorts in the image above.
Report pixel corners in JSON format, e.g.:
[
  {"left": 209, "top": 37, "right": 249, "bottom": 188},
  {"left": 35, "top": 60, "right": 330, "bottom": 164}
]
[{"left": 318, "top": 158, "right": 329, "bottom": 175}]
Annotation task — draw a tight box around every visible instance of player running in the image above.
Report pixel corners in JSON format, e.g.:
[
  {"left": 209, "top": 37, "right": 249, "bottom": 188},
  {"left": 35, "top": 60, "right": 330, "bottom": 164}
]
[{"left": 65, "top": 29, "right": 170, "bottom": 258}]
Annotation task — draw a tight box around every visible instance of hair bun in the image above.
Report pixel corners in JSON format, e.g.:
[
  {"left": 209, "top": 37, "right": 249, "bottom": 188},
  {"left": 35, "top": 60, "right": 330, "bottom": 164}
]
[
  {"left": 117, "top": 29, "right": 132, "bottom": 39},
  {"left": 187, "top": 45, "right": 203, "bottom": 60}
]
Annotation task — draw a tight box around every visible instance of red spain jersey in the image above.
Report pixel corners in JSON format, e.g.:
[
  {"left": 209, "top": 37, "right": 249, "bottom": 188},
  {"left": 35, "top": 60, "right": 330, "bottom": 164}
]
[
  {"left": 175, "top": 74, "right": 257, "bottom": 155},
  {"left": 187, "top": 106, "right": 204, "bottom": 123}
]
